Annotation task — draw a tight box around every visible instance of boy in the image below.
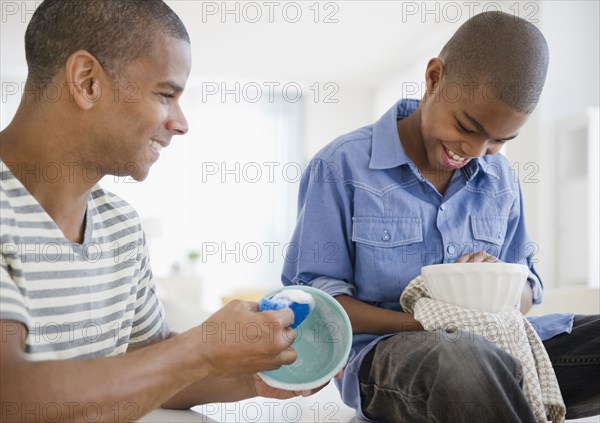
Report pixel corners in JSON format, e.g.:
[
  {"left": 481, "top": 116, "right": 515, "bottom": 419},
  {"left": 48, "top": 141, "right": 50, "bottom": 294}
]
[{"left": 283, "top": 11, "right": 599, "bottom": 422}]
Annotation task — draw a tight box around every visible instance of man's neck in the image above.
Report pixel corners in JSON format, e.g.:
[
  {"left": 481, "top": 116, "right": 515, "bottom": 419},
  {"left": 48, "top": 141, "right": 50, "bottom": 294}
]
[{"left": 0, "top": 117, "right": 96, "bottom": 244}]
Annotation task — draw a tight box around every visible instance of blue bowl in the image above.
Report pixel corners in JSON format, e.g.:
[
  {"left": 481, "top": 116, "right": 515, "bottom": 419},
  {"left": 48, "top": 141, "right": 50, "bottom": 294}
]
[{"left": 257, "top": 285, "right": 353, "bottom": 390}]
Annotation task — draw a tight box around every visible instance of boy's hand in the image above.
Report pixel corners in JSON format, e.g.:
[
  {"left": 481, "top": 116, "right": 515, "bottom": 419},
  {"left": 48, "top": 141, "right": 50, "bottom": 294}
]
[
  {"left": 454, "top": 251, "right": 534, "bottom": 314},
  {"left": 455, "top": 251, "right": 502, "bottom": 263}
]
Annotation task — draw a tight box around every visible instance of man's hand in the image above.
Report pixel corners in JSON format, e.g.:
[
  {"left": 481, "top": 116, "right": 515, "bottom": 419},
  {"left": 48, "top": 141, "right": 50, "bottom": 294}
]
[
  {"left": 191, "top": 300, "right": 297, "bottom": 379},
  {"left": 250, "top": 372, "right": 340, "bottom": 400}
]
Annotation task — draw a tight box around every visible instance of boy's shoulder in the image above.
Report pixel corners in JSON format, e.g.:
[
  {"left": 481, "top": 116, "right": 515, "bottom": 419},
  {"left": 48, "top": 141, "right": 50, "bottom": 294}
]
[
  {"left": 476, "top": 153, "right": 521, "bottom": 192},
  {"left": 312, "top": 125, "right": 374, "bottom": 165}
]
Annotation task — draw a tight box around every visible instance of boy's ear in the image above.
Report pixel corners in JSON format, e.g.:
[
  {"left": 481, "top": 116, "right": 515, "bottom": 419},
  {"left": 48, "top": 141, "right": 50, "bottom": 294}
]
[
  {"left": 424, "top": 58, "right": 445, "bottom": 94},
  {"left": 65, "top": 50, "right": 106, "bottom": 111}
]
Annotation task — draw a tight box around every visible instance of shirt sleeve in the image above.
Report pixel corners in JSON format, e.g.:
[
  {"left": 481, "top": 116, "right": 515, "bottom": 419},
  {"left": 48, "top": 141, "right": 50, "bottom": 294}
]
[
  {"left": 0, "top": 261, "right": 30, "bottom": 328},
  {"left": 128, "top": 232, "right": 169, "bottom": 347},
  {"left": 1, "top": 225, "right": 30, "bottom": 327},
  {"left": 500, "top": 180, "right": 544, "bottom": 305},
  {"left": 282, "top": 157, "right": 357, "bottom": 297}
]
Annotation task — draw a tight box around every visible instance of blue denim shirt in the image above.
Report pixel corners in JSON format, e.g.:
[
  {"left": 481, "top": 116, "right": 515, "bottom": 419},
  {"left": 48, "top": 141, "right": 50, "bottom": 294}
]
[{"left": 282, "top": 99, "right": 573, "bottom": 418}]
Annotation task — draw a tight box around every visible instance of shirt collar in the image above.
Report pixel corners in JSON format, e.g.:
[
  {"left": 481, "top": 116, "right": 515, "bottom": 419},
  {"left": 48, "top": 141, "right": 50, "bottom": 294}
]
[
  {"left": 369, "top": 98, "right": 493, "bottom": 181},
  {"left": 370, "top": 99, "right": 418, "bottom": 170}
]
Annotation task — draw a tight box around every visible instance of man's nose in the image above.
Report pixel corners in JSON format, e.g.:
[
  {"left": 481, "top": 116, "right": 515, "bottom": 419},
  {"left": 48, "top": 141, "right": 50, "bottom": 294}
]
[{"left": 167, "top": 103, "right": 189, "bottom": 135}]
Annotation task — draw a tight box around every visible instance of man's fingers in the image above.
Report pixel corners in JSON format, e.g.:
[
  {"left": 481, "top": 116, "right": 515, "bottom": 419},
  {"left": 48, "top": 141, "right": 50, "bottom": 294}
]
[
  {"left": 273, "top": 307, "right": 295, "bottom": 327},
  {"left": 297, "top": 379, "right": 331, "bottom": 396},
  {"left": 278, "top": 347, "right": 297, "bottom": 366},
  {"left": 228, "top": 299, "right": 259, "bottom": 312}
]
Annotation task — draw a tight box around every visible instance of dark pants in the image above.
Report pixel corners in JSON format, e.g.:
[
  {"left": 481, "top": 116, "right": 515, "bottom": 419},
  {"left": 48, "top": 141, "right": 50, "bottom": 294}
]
[{"left": 359, "top": 315, "right": 600, "bottom": 422}]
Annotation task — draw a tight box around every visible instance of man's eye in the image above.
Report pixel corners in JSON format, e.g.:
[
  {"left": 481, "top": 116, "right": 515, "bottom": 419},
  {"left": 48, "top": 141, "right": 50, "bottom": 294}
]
[{"left": 155, "top": 92, "right": 175, "bottom": 100}]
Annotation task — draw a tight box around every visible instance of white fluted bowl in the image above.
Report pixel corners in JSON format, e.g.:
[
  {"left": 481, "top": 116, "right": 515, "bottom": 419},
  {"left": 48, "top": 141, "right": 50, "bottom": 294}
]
[{"left": 421, "top": 263, "right": 529, "bottom": 313}]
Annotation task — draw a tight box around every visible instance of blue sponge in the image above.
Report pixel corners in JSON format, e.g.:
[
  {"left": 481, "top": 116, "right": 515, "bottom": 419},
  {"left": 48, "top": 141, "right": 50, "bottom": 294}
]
[{"left": 259, "top": 289, "right": 316, "bottom": 329}]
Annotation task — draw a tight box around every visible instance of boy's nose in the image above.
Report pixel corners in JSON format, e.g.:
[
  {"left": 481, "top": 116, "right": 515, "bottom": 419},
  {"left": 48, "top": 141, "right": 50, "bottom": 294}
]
[{"left": 463, "top": 139, "right": 489, "bottom": 158}]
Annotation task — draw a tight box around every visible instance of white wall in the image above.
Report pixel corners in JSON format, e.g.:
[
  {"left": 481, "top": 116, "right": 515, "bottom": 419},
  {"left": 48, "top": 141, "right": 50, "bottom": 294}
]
[
  {"left": 519, "top": 1, "right": 600, "bottom": 288},
  {"left": 304, "top": 83, "right": 373, "bottom": 159},
  {"left": 2, "top": 1, "right": 597, "bottom": 308}
]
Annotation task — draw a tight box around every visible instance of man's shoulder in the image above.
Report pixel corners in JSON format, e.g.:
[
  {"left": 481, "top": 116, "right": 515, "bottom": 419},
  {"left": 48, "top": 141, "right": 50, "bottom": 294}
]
[
  {"left": 89, "top": 185, "right": 141, "bottom": 224},
  {"left": 0, "top": 179, "right": 17, "bottom": 230},
  {"left": 0, "top": 172, "right": 30, "bottom": 228}
]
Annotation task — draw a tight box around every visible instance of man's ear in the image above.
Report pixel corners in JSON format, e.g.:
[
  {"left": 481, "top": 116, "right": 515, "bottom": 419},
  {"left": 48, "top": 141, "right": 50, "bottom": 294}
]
[
  {"left": 65, "top": 50, "right": 105, "bottom": 110},
  {"left": 424, "top": 58, "right": 445, "bottom": 95}
]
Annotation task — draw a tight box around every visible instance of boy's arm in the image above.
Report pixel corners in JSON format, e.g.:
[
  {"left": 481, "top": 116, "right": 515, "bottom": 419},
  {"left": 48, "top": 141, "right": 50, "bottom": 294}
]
[
  {"left": 499, "top": 179, "right": 544, "bottom": 312},
  {"left": 283, "top": 157, "right": 424, "bottom": 334},
  {"left": 335, "top": 295, "right": 423, "bottom": 334}
]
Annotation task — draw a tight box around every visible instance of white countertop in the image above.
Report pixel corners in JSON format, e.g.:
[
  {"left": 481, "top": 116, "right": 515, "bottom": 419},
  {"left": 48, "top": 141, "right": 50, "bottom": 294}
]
[{"left": 139, "top": 408, "right": 217, "bottom": 422}]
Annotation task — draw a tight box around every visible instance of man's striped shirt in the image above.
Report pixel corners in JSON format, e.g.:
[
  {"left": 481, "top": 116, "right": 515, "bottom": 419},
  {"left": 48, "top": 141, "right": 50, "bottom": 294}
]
[{"left": 0, "top": 160, "right": 167, "bottom": 360}]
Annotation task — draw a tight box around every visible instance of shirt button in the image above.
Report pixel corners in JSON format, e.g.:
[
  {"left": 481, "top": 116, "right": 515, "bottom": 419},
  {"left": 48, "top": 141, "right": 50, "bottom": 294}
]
[
  {"left": 497, "top": 232, "right": 503, "bottom": 239},
  {"left": 446, "top": 245, "right": 456, "bottom": 255},
  {"left": 439, "top": 205, "right": 445, "bottom": 213},
  {"left": 381, "top": 231, "right": 391, "bottom": 242}
]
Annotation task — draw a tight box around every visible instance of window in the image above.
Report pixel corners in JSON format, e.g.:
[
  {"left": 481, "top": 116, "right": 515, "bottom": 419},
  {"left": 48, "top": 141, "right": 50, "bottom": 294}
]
[{"left": 102, "top": 86, "right": 304, "bottom": 310}]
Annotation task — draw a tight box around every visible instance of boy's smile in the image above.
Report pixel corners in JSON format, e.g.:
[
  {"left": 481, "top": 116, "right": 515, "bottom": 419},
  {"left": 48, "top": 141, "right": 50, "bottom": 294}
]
[{"left": 440, "top": 144, "right": 469, "bottom": 169}]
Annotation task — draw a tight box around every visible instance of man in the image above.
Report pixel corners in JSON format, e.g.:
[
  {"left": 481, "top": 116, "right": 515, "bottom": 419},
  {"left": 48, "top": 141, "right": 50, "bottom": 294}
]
[
  {"left": 0, "top": 1, "right": 320, "bottom": 421},
  {"left": 283, "top": 11, "right": 600, "bottom": 422}
]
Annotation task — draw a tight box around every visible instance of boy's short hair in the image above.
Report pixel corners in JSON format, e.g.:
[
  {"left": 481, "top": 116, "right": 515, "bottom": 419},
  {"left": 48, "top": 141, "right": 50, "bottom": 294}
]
[
  {"left": 25, "top": 0, "right": 189, "bottom": 87},
  {"left": 439, "top": 11, "right": 549, "bottom": 113}
]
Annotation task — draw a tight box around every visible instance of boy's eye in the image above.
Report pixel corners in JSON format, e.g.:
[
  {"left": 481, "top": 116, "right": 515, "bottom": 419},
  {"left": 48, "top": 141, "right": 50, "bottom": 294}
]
[{"left": 456, "top": 120, "right": 476, "bottom": 134}]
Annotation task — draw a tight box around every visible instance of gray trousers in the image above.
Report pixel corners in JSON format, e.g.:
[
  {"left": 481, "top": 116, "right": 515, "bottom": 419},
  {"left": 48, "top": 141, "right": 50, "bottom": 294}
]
[{"left": 359, "top": 315, "right": 600, "bottom": 423}]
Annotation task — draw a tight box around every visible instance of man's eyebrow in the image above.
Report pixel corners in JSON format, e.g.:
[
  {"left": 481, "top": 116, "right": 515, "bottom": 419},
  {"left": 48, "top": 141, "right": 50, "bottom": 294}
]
[
  {"left": 156, "top": 81, "right": 184, "bottom": 92},
  {"left": 462, "top": 111, "right": 518, "bottom": 141}
]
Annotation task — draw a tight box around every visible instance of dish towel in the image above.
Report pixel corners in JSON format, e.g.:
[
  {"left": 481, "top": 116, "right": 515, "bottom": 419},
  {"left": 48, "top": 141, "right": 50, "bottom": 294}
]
[{"left": 400, "top": 276, "right": 566, "bottom": 423}]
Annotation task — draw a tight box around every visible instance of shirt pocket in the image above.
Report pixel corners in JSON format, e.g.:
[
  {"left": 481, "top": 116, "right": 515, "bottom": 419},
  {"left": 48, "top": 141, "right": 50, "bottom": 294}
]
[
  {"left": 352, "top": 217, "right": 423, "bottom": 301},
  {"left": 470, "top": 215, "right": 509, "bottom": 256}
]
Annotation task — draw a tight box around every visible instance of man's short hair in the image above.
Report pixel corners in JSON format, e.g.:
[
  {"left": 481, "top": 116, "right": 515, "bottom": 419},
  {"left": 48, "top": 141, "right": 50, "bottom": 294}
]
[
  {"left": 25, "top": 0, "right": 190, "bottom": 87},
  {"left": 439, "top": 11, "right": 549, "bottom": 113}
]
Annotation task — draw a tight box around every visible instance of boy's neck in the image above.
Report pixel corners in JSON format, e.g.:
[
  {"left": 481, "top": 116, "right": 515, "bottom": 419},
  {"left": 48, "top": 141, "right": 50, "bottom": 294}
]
[{"left": 396, "top": 109, "right": 454, "bottom": 195}]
